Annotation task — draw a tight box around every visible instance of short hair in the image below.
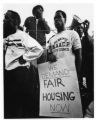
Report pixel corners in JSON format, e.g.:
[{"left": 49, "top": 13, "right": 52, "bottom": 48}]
[
  {"left": 4, "top": 10, "right": 21, "bottom": 37},
  {"left": 32, "top": 5, "right": 44, "bottom": 16},
  {"left": 55, "top": 10, "right": 67, "bottom": 22},
  {"left": 5, "top": 10, "right": 21, "bottom": 26}
]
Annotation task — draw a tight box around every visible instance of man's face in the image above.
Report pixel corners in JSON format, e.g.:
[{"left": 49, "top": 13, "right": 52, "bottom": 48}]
[
  {"left": 54, "top": 12, "right": 66, "bottom": 29},
  {"left": 74, "top": 24, "right": 84, "bottom": 38},
  {"left": 35, "top": 7, "right": 43, "bottom": 19}
]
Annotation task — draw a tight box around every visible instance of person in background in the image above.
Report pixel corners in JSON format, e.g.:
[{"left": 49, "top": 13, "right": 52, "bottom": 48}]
[
  {"left": 24, "top": 5, "right": 50, "bottom": 63},
  {"left": 81, "top": 20, "right": 94, "bottom": 111},
  {"left": 70, "top": 15, "right": 84, "bottom": 40},
  {"left": 3, "top": 10, "right": 43, "bottom": 118},
  {"left": 24, "top": 6, "right": 50, "bottom": 116},
  {"left": 70, "top": 17, "right": 94, "bottom": 116},
  {"left": 69, "top": 16, "right": 89, "bottom": 115}
]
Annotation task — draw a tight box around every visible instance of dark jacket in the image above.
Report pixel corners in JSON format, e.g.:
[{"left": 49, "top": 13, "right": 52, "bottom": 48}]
[{"left": 24, "top": 16, "right": 50, "bottom": 46}]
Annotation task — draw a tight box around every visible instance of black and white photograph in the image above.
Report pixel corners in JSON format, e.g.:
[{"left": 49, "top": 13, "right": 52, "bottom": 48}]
[{"left": 1, "top": 0, "right": 95, "bottom": 118}]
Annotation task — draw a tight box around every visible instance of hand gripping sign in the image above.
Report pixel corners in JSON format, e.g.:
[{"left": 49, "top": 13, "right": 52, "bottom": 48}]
[{"left": 38, "top": 58, "right": 83, "bottom": 118}]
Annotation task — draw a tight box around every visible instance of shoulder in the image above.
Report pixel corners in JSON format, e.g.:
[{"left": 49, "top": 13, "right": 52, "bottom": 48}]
[
  {"left": 12, "top": 30, "right": 29, "bottom": 39},
  {"left": 65, "top": 29, "right": 78, "bottom": 35},
  {"left": 67, "top": 30, "right": 80, "bottom": 40},
  {"left": 24, "top": 16, "right": 35, "bottom": 25},
  {"left": 4, "top": 30, "right": 23, "bottom": 41},
  {"left": 25, "top": 16, "right": 34, "bottom": 21}
]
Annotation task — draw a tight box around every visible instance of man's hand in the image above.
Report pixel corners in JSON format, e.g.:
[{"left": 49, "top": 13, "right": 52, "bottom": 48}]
[
  {"left": 19, "top": 56, "right": 26, "bottom": 64},
  {"left": 48, "top": 53, "right": 57, "bottom": 63}
]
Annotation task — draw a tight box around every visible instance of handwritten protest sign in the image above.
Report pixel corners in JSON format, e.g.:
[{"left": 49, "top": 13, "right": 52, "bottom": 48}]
[{"left": 38, "top": 58, "right": 83, "bottom": 118}]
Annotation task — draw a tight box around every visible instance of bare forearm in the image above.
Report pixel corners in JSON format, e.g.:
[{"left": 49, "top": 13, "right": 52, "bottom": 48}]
[
  {"left": 75, "top": 55, "right": 82, "bottom": 79},
  {"left": 74, "top": 49, "right": 82, "bottom": 80}
]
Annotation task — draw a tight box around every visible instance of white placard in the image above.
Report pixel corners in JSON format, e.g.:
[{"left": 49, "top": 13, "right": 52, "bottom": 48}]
[{"left": 38, "top": 58, "right": 83, "bottom": 118}]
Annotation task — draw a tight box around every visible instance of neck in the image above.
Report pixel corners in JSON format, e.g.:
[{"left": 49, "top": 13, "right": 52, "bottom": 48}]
[{"left": 57, "top": 27, "right": 65, "bottom": 33}]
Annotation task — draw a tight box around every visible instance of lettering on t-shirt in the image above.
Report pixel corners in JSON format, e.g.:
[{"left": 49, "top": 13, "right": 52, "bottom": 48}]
[{"left": 51, "top": 37, "right": 71, "bottom": 52}]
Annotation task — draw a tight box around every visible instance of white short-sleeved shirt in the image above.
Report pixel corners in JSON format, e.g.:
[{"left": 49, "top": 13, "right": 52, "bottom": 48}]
[
  {"left": 48, "top": 30, "right": 81, "bottom": 59},
  {"left": 48, "top": 30, "right": 81, "bottom": 66}
]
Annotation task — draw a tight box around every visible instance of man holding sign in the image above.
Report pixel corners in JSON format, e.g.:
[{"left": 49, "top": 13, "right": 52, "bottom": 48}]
[
  {"left": 38, "top": 10, "right": 83, "bottom": 118},
  {"left": 48, "top": 10, "right": 82, "bottom": 80}
]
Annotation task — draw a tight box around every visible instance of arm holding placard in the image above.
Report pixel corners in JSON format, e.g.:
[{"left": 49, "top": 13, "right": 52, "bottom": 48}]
[
  {"left": 47, "top": 43, "right": 57, "bottom": 63},
  {"left": 47, "top": 52, "right": 57, "bottom": 63}
]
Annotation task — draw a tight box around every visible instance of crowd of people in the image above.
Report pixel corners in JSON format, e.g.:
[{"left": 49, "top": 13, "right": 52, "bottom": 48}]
[{"left": 3, "top": 5, "right": 94, "bottom": 118}]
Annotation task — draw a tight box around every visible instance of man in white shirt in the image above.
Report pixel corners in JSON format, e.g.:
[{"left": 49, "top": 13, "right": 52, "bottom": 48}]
[{"left": 48, "top": 10, "right": 82, "bottom": 84}]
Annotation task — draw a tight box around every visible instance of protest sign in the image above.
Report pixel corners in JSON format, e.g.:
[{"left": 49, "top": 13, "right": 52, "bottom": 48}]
[{"left": 38, "top": 58, "right": 83, "bottom": 118}]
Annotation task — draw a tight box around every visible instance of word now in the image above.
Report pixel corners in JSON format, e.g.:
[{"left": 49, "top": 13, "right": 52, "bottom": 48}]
[{"left": 50, "top": 103, "right": 70, "bottom": 114}]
